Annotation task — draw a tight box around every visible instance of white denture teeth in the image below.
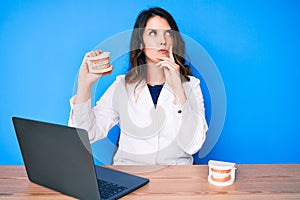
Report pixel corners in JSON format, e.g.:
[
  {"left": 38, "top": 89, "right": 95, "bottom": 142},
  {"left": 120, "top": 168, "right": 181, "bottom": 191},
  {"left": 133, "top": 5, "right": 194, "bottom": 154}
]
[
  {"left": 92, "top": 60, "right": 109, "bottom": 67},
  {"left": 211, "top": 172, "right": 230, "bottom": 179},
  {"left": 208, "top": 160, "right": 236, "bottom": 186}
]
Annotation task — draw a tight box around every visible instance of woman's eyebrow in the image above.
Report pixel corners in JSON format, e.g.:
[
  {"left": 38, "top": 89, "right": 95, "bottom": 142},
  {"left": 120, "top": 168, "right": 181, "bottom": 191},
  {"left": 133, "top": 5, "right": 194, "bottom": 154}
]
[
  {"left": 145, "top": 28, "right": 157, "bottom": 32},
  {"left": 145, "top": 28, "right": 172, "bottom": 32}
]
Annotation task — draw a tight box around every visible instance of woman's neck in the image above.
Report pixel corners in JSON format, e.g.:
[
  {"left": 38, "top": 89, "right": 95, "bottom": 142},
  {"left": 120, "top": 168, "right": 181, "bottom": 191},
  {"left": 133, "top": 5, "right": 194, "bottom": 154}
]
[{"left": 146, "top": 63, "right": 165, "bottom": 86}]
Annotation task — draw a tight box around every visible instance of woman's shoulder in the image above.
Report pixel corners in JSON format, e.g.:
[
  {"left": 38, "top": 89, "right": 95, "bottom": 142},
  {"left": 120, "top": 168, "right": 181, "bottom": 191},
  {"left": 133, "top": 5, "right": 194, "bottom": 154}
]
[
  {"left": 185, "top": 75, "right": 201, "bottom": 85},
  {"left": 112, "top": 75, "right": 126, "bottom": 85},
  {"left": 105, "top": 75, "right": 126, "bottom": 90},
  {"left": 115, "top": 74, "right": 126, "bottom": 81}
]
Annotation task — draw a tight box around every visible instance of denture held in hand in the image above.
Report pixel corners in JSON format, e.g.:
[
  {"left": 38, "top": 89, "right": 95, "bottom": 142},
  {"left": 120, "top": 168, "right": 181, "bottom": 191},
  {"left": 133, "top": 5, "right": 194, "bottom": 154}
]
[{"left": 87, "top": 52, "right": 112, "bottom": 74}]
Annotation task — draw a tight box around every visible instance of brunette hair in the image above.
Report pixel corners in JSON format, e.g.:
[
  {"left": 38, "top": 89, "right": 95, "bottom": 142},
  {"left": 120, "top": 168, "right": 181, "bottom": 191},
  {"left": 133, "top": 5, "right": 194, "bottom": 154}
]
[{"left": 125, "top": 7, "right": 191, "bottom": 87}]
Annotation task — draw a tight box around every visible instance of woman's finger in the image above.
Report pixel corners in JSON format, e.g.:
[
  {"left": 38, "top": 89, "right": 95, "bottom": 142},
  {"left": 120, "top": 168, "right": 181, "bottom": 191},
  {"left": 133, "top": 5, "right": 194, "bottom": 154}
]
[
  {"left": 156, "top": 60, "right": 179, "bottom": 71},
  {"left": 159, "top": 63, "right": 176, "bottom": 71},
  {"left": 87, "top": 50, "right": 103, "bottom": 57},
  {"left": 169, "top": 45, "right": 175, "bottom": 62}
]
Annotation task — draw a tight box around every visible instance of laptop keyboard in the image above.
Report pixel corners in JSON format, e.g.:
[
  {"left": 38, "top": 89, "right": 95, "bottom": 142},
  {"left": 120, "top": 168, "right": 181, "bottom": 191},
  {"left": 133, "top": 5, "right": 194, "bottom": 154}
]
[{"left": 97, "top": 179, "right": 128, "bottom": 199}]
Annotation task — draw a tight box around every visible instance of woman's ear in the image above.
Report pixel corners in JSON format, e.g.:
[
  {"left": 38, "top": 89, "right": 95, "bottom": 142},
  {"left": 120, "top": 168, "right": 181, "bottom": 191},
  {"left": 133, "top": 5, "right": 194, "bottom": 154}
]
[{"left": 139, "top": 43, "right": 143, "bottom": 50}]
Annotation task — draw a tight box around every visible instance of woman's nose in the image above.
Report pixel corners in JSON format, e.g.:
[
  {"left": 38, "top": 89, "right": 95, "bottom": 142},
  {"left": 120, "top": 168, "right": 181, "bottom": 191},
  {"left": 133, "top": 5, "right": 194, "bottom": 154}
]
[{"left": 158, "top": 32, "right": 166, "bottom": 45}]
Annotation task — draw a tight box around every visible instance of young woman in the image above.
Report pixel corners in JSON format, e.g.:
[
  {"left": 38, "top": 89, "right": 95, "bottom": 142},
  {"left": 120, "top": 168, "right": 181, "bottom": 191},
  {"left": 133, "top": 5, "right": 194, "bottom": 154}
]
[{"left": 68, "top": 7, "right": 208, "bottom": 165}]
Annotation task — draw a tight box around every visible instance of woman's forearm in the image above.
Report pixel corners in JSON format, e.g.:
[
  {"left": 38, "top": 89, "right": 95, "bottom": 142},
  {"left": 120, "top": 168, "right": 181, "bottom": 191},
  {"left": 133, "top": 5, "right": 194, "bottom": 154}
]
[{"left": 74, "top": 82, "right": 92, "bottom": 104}]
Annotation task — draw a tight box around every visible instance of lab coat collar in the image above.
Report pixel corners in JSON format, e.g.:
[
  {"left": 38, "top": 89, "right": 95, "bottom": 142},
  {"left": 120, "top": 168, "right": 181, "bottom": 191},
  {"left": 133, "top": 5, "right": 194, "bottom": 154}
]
[{"left": 127, "top": 80, "right": 174, "bottom": 107}]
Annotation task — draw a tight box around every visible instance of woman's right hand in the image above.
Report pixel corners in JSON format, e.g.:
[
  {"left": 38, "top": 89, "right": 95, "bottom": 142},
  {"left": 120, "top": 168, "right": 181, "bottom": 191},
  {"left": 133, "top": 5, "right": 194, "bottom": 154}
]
[
  {"left": 75, "top": 50, "right": 104, "bottom": 103},
  {"left": 78, "top": 50, "right": 103, "bottom": 88}
]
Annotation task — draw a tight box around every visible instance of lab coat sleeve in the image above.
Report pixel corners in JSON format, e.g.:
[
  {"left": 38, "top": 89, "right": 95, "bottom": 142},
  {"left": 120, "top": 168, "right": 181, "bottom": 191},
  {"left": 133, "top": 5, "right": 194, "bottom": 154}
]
[
  {"left": 175, "top": 77, "right": 208, "bottom": 155},
  {"left": 68, "top": 77, "right": 121, "bottom": 143}
]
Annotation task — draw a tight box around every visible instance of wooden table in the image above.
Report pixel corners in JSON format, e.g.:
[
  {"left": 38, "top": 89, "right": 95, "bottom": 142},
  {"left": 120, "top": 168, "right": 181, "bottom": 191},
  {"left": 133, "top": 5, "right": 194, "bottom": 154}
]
[{"left": 0, "top": 164, "right": 299, "bottom": 199}]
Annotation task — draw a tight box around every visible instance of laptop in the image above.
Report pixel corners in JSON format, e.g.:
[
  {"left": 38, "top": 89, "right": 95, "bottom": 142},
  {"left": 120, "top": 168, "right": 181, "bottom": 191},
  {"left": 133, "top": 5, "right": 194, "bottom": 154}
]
[{"left": 12, "top": 117, "right": 149, "bottom": 200}]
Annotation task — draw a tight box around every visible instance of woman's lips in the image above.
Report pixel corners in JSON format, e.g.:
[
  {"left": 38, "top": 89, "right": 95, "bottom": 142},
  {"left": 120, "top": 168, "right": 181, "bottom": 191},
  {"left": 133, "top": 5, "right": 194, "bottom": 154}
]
[{"left": 158, "top": 49, "right": 168, "bottom": 54}]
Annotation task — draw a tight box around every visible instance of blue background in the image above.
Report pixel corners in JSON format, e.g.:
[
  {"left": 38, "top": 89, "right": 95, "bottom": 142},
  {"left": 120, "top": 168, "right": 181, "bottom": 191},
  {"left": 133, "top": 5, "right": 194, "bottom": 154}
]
[{"left": 1, "top": 0, "right": 299, "bottom": 165}]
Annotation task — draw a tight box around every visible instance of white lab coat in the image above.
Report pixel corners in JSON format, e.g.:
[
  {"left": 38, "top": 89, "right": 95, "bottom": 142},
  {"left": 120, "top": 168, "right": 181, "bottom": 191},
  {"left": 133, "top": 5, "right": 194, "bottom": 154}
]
[{"left": 68, "top": 75, "right": 208, "bottom": 165}]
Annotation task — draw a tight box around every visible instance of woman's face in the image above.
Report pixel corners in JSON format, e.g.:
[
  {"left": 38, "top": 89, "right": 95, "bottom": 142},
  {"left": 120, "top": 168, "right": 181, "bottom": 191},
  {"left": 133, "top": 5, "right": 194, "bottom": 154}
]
[{"left": 142, "top": 16, "right": 173, "bottom": 65}]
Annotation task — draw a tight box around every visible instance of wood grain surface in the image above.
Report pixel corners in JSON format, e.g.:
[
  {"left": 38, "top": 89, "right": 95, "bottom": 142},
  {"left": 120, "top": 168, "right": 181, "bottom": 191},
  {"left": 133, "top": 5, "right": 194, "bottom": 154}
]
[{"left": 0, "top": 164, "right": 299, "bottom": 199}]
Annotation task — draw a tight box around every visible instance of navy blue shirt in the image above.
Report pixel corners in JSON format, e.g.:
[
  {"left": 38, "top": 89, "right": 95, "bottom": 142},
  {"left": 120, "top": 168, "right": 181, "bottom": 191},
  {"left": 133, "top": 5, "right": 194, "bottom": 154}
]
[{"left": 147, "top": 84, "right": 164, "bottom": 106}]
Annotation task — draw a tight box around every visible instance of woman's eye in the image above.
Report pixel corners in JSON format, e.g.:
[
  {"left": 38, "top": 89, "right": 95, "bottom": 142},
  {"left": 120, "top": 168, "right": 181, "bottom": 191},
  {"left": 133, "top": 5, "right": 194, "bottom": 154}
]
[
  {"left": 149, "top": 30, "right": 157, "bottom": 36},
  {"left": 165, "top": 30, "right": 172, "bottom": 37}
]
